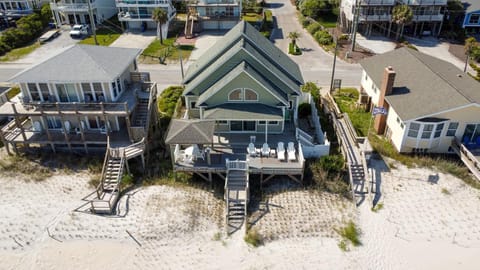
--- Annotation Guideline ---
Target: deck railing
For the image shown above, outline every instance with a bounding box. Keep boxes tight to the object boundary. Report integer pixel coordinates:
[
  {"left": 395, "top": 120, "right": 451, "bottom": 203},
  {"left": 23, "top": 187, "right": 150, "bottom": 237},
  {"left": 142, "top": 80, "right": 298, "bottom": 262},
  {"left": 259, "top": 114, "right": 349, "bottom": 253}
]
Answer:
[{"left": 452, "top": 138, "right": 480, "bottom": 180}]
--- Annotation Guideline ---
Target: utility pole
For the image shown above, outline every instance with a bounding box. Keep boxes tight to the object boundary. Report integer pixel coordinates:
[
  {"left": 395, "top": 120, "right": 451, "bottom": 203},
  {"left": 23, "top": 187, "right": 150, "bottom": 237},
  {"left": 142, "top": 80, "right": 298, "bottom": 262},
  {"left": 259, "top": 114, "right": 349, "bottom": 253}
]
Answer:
[
  {"left": 87, "top": 0, "right": 98, "bottom": 45},
  {"left": 330, "top": 37, "right": 338, "bottom": 92},
  {"left": 350, "top": 0, "right": 360, "bottom": 53}
]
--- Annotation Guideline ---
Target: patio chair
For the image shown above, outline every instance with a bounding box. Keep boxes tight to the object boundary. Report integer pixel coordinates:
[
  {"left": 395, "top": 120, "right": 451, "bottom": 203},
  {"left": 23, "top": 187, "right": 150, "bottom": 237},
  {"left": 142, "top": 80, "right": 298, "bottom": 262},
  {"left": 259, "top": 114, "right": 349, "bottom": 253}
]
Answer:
[
  {"left": 261, "top": 143, "right": 270, "bottom": 157},
  {"left": 287, "top": 142, "right": 296, "bottom": 161},
  {"left": 247, "top": 143, "right": 257, "bottom": 157},
  {"left": 277, "top": 142, "right": 285, "bottom": 161}
]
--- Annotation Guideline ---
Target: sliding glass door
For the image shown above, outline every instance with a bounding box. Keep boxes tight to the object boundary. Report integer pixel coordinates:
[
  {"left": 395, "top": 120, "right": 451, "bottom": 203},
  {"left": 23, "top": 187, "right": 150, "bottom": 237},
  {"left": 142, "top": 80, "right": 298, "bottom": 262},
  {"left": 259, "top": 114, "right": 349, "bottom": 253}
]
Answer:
[
  {"left": 56, "top": 83, "right": 78, "bottom": 102},
  {"left": 463, "top": 124, "right": 480, "bottom": 143}
]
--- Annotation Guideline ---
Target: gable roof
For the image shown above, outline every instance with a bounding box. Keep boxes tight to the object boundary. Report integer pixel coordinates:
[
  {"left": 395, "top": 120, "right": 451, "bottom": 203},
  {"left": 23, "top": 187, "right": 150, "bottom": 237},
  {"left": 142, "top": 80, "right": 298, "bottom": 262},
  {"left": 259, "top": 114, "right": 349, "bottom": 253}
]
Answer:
[
  {"left": 465, "top": 1, "right": 480, "bottom": 13},
  {"left": 183, "top": 21, "right": 304, "bottom": 87},
  {"left": 9, "top": 45, "right": 141, "bottom": 83},
  {"left": 360, "top": 47, "right": 480, "bottom": 121},
  {"left": 196, "top": 61, "right": 289, "bottom": 106},
  {"left": 164, "top": 119, "right": 215, "bottom": 145}
]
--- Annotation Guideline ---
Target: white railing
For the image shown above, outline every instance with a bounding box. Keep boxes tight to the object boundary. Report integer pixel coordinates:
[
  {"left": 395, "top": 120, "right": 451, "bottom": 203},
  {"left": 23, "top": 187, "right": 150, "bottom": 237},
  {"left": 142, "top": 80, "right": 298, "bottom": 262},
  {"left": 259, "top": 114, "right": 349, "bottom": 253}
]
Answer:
[
  {"left": 398, "top": 0, "right": 447, "bottom": 5},
  {"left": 358, "top": 0, "right": 395, "bottom": 5},
  {"left": 413, "top": 14, "right": 443, "bottom": 22},
  {"left": 225, "top": 159, "right": 248, "bottom": 170},
  {"left": 296, "top": 128, "right": 313, "bottom": 144},
  {"left": 358, "top": 14, "right": 391, "bottom": 22},
  {"left": 452, "top": 138, "right": 480, "bottom": 180},
  {"left": 50, "top": 2, "right": 89, "bottom": 11}
]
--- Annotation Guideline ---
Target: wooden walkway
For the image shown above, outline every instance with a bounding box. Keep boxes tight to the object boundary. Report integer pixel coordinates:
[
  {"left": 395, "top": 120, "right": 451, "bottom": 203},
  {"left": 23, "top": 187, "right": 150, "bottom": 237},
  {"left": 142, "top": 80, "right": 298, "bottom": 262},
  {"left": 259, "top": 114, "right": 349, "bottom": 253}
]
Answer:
[{"left": 451, "top": 138, "right": 480, "bottom": 181}]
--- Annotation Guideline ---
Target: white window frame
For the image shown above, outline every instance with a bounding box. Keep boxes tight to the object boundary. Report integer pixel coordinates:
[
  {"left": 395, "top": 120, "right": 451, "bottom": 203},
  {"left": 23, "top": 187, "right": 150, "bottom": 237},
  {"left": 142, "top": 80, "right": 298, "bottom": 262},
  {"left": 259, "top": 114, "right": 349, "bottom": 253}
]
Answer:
[
  {"left": 227, "top": 88, "right": 259, "bottom": 102},
  {"left": 446, "top": 122, "right": 458, "bottom": 137},
  {"left": 421, "top": 124, "right": 434, "bottom": 139},
  {"left": 228, "top": 88, "right": 243, "bottom": 101},
  {"left": 408, "top": 122, "right": 420, "bottom": 138}
]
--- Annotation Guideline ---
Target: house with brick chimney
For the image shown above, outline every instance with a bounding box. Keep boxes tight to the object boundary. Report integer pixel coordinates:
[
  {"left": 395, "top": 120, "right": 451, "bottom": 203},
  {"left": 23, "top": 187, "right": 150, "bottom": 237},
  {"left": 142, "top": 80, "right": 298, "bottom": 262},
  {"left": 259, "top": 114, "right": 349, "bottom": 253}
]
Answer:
[{"left": 358, "top": 47, "right": 480, "bottom": 155}]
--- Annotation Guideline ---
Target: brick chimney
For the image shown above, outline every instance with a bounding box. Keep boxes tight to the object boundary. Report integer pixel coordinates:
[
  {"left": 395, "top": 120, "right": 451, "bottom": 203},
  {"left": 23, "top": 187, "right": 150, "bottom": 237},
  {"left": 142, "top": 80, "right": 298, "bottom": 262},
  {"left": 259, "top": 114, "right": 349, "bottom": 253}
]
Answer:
[{"left": 374, "top": 66, "right": 396, "bottom": 134}]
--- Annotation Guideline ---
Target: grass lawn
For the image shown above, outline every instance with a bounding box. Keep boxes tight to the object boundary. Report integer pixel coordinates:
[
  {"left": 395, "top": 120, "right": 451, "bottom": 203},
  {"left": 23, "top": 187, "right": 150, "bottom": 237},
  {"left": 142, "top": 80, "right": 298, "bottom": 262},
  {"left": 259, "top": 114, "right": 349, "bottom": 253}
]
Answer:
[
  {"left": 242, "top": 12, "right": 263, "bottom": 23},
  {"left": 333, "top": 88, "right": 371, "bottom": 137},
  {"left": 140, "top": 37, "right": 195, "bottom": 64},
  {"left": 317, "top": 13, "right": 338, "bottom": 28},
  {"left": 79, "top": 28, "right": 122, "bottom": 46},
  {"left": 0, "top": 42, "right": 40, "bottom": 62}
]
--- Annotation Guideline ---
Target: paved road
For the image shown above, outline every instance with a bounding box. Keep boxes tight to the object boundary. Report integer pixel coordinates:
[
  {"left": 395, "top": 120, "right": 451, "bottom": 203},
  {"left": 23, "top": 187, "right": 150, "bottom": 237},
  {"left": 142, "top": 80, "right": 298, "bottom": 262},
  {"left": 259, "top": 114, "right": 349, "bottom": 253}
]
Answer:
[{"left": 267, "top": 0, "right": 362, "bottom": 89}]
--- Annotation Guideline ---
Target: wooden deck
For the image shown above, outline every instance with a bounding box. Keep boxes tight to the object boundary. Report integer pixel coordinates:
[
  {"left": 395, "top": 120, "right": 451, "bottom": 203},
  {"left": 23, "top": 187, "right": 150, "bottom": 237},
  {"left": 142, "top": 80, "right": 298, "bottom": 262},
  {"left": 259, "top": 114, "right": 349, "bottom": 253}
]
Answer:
[{"left": 174, "top": 145, "right": 304, "bottom": 176}]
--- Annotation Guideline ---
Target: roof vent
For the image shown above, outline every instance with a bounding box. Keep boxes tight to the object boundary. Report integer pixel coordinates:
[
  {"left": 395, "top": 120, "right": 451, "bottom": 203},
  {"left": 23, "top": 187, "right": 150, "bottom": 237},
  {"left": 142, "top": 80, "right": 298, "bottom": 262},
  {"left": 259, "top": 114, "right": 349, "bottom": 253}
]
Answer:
[
  {"left": 457, "top": 74, "right": 463, "bottom": 78},
  {"left": 387, "top": 66, "right": 393, "bottom": 71}
]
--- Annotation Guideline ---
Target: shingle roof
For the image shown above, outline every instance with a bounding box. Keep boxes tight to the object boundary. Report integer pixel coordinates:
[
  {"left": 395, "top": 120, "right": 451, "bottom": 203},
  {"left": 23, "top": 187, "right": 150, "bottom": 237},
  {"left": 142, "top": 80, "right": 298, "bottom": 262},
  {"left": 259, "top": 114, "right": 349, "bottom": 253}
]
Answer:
[
  {"left": 9, "top": 45, "right": 141, "bottom": 83},
  {"left": 183, "top": 21, "right": 304, "bottom": 87},
  {"left": 164, "top": 119, "right": 215, "bottom": 145},
  {"left": 360, "top": 47, "right": 480, "bottom": 121},
  {"left": 203, "top": 103, "right": 283, "bottom": 120},
  {"left": 196, "top": 61, "right": 288, "bottom": 106},
  {"left": 465, "top": 1, "right": 480, "bottom": 13}
]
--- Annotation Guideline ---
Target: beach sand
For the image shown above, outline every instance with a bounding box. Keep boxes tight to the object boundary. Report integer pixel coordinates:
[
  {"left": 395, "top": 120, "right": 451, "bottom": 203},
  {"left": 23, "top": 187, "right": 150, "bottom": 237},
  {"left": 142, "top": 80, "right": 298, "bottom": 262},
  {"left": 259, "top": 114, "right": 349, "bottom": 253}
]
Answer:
[{"left": 1, "top": 156, "right": 480, "bottom": 269}]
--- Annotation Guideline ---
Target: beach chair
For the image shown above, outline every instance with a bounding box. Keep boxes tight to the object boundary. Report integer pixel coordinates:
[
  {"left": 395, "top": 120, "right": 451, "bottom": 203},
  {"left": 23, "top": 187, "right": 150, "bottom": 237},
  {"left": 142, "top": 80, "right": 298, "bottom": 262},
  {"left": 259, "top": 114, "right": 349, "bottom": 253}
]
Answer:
[
  {"left": 261, "top": 143, "right": 270, "bottom": 157},
  {"left": 287, "top": 142, "right": 296, "bottom": 161},
  {"left": 277, "top": 142, "right": 285, "bottom": 161},
  {"left": 247, "top": 143, "right": 257, "bottom": 157}
]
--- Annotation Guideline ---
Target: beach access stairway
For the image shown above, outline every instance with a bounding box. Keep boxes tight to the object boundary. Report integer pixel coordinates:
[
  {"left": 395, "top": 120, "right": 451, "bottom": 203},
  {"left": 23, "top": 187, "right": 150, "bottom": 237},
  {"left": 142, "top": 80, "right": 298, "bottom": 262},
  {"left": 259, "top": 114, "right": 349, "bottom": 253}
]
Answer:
[
  {"left": 225, "top": 160, "right": 249, "bottom": 234},
  {"left": 91, "top": 138, "right": 145, "bottom": 214},
  {"left": 132, "top": 98, "right": 149, "bottom": 127}
]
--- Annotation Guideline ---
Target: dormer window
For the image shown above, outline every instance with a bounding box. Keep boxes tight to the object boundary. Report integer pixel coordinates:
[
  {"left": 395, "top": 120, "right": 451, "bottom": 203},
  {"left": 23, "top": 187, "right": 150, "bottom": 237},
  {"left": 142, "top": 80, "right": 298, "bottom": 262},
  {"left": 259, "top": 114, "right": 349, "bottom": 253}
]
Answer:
[
  {"left": 229, "top": 88, "right": 242, "bottom": 101},
  {"left": 244, "top": 88, "right": 258, "bottom": 101}
]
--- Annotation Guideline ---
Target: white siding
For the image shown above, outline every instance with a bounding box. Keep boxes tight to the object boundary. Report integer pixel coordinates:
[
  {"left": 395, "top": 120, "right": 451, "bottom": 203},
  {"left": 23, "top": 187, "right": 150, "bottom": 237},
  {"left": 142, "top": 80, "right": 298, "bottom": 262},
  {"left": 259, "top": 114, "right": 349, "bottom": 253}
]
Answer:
[
  {"left": 360, "top": 70, "right": 381, "bottom": 105},
  {"left": 385, "top": 106, "right": 405, "bottom": 152}
]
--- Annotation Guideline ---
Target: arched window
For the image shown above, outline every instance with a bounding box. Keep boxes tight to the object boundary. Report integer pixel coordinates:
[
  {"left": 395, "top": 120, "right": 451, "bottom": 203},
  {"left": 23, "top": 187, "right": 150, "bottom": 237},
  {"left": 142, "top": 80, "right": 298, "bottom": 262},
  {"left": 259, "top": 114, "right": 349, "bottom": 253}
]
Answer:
[
  {"left": 228, "top": 88, "right": 242, "bottom": 101},
  {"left": 244, "top": 88, "right": 258, "bottom": 101}
]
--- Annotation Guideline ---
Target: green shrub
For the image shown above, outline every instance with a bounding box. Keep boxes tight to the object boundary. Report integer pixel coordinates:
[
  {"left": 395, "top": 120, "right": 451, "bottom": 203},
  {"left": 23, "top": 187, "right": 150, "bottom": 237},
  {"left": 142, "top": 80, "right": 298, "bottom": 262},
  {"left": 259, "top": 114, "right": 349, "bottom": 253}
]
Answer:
[
  {"left": 301, "top": 81, "right": 320, "bottom": 102},
  {"left": 314, "top": 30, "right": 333, "bottom": 45},
  {"left": 319, "top": 155, "right": 345, "bottom": 174},
  {"left": 244, "top": 228, "right": 263, "bottom": 247},
  {"left": 299, "top": 14, "right": 311, "bottom": 28},
  {"left": 6, "top": 86, "right": 20, "bottom": 100},
  {"left": 158, "top": 86, "right": 183, "bottom": 117},
  {"left": 288, "top": 42, "right": 301, "bottom": 55},
  {"left": 306, "top": 23, "right": 322, "bottom": 34},
  {"left": 336, "top": 221, "right": 361, "bottom": 248},
  {"left": 298, "top": 102, "right": 311, "bottom": 118}
]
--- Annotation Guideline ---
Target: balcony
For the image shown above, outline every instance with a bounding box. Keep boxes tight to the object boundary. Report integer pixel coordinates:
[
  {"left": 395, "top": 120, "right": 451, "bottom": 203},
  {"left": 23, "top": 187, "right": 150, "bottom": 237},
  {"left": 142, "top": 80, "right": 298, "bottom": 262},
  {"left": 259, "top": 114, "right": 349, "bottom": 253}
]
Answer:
[
  {"left": 50, "top": 1, "right": 90, "bottom": 12},
  {"left": 412, "top": 14, "right": 444, "bottom": 22},
  {"left": 198, "top": 14, "right": 240, "bottom": 21},
  {"left": 116, "top": 0, "right": 171, "bottom": 7},
  {"left": 189, "top": 0, "right": 240, "bottom": 7},
  {"left": 358, "top": 14, "right": 391, "bottom": 22},
  {"left": 358, "top": 0, "right": 395, "bottom": 5},
  {"left": 397, "top": 0, "right": 447, "bottom": 5},
  {"left": 118, "top": 12, "right": 154, "bottom": 21}
]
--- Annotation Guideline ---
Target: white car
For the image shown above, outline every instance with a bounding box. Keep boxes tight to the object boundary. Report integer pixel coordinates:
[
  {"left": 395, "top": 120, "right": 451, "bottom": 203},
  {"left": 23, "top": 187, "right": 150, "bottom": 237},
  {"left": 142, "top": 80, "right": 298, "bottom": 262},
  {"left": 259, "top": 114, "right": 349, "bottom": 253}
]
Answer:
[{"left": 69, "top": 24, "right": 89, "bottom": 38}]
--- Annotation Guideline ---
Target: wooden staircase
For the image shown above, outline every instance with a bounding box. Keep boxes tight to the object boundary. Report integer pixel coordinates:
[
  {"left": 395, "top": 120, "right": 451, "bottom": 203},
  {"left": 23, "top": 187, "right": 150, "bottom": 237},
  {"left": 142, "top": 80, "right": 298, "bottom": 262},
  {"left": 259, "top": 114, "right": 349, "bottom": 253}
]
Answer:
[
  {"left": 133, "top": 98, "right": 149, "bottom": 127},
  {"left": 91, "top": 147, "right": 125, "bottom": 214},
  {"left": 225, "top": 159, "right": 249, "bottom": 234}
]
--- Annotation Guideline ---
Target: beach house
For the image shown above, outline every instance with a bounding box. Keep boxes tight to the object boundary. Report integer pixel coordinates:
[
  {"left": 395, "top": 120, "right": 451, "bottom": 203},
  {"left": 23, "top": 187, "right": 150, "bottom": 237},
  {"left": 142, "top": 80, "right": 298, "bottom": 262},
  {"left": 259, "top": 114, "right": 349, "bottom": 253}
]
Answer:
[
  {"left": 116, "top": 0, "right": 176, "bottom": 33},
  {"left": 340, "top": 0, "right": 446, "bottom": 37},
  {"left": 0, "top": 44, "right": 157, "bottom": 155},
  {"left": 50, "top": 0, "right": 117, "bottom": 26},
  {"left": 184, "top": 0, "right": 241, "bottom": 37},
  {"left": 462, "top": 1, "right": 480, "bottom": 35},
  {"left": 165, "top": 21, "right": 329, "bottom": 231},
  {"left": 358, "top": 47, "right": 480, "bottom": 178}
]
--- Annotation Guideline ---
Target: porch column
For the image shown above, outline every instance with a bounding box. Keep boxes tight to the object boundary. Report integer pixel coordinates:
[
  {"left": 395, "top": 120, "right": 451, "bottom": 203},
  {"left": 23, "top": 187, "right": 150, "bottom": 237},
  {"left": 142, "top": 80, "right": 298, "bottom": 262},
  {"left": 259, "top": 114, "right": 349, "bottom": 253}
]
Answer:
[
  {"left": 124, "top": 103, "right": 133, "bottom": 142},
  {"left": 57, "top": 102, "right": 72, "bottom": 152}
]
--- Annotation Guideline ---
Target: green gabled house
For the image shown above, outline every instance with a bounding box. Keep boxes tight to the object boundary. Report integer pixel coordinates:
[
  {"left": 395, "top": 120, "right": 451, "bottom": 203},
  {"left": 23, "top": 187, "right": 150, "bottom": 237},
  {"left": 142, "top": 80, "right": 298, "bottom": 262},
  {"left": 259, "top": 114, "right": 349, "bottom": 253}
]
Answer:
[{"left": 182, "top": 21, "right": 304, "bottom": 134}]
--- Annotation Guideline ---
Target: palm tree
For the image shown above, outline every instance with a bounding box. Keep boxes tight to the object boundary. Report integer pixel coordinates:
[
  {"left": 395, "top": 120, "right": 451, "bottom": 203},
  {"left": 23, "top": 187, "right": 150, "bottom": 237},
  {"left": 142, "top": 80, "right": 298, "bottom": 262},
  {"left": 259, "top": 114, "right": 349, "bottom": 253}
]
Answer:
[
  {"left": 152, "top": 8, "right": 168, "bottom": 44},
  {"left": 392, "top": 4, "right": 413, "bottom": 40},
  {"left": 288, "top": 31, "right": 301, "bottom": 47}
]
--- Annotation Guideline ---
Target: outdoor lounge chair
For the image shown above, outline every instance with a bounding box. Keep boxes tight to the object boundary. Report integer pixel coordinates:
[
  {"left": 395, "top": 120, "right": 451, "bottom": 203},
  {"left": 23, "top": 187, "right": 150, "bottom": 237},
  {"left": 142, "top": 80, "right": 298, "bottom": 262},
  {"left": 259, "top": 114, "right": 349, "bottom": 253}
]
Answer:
[
  {"left": 247, "top": 143, "right": 257, "bottom": 157},
  {"left": 287, "top": 142, "right": 296, "bottom": 161},
  {"left": 277, "top": 142, "right": 285, "bottom": 161},
  {"left": 261, "top": 143, "right": 270, "bottom": 157}
]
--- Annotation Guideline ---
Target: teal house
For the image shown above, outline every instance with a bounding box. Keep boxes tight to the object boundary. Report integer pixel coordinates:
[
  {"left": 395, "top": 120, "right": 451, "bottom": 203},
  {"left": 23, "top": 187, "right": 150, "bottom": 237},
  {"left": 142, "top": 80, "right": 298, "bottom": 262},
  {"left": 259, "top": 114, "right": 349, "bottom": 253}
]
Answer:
[{"left": 182, "top": 21, "right": 304, "bottom": 134}]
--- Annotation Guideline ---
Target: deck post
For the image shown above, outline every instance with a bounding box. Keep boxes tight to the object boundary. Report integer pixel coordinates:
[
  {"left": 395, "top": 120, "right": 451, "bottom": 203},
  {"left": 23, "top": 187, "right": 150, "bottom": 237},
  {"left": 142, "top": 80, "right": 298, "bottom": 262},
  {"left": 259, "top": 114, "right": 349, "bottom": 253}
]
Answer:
[
  {"left": 100, "top": 102, "right": 109, "bottom": 136},
  {"left": 57, "top": 102, "right": 72, "bottom": 152},
  {"left": 141, "top": 154, "right": 145, "bottom": 171},
  {"left": 11, "top": 103, "right": 27, "bottom": 143},
  {"left": 124, "top": 103, "right": 133, "bottom": 142},
  {"left": 0, "top": 128, "right": 11, "bottom": 155},
  {"left": 125, "top": 159, "right": 131, "bottom": 175}
]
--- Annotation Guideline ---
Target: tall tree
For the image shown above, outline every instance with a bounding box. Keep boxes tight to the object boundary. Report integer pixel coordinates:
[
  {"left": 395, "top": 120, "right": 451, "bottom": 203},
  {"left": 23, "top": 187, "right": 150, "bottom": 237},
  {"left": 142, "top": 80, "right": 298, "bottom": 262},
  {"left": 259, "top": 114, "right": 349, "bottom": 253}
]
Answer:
[
  {"left": 152, "top": 8, "right": 168, "bottom": 44},
  {"left": 392, "top": 4, "right": 413, "bottom": 40},
  {"left": 288, "top": 31, "right": 301, "bottom": 47}
]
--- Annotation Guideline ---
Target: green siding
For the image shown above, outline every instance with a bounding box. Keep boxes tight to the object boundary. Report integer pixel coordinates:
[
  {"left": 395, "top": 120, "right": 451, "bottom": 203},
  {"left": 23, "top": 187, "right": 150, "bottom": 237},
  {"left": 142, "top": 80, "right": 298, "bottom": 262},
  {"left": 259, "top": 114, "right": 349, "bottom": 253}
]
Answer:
[{"left": 201, "top": 72, "right": 281, "bottom": 107}]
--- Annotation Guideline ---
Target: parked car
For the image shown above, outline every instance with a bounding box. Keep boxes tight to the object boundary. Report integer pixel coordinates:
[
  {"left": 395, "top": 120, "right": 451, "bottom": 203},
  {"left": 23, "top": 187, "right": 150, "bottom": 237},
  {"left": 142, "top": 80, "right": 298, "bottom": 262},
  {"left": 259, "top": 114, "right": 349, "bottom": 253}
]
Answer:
[
  {"left": 69, "top": 24, "right": 89, "bottom": 38},
  {"left": 38, "top": 29, "right": 60, "bottom": 44}
]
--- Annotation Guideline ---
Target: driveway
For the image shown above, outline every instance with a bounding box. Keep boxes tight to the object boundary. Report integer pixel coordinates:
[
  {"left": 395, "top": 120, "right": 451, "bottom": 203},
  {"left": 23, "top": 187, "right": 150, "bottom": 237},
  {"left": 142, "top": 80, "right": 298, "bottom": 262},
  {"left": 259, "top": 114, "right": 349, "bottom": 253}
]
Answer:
[
  {"left": 266, "top": 0, "right": 362, "bottom": 89},
  {"left": 356, "top": 33, "right": 474, "bottom": 73},
  {"left": 109, "top": 30, "right": 156, "bottom": 49},
  {"left": 10, "top": 25, "right": 78, "bottom": 65}
]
